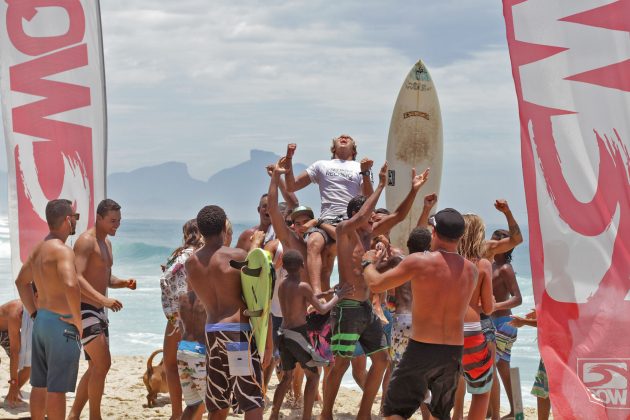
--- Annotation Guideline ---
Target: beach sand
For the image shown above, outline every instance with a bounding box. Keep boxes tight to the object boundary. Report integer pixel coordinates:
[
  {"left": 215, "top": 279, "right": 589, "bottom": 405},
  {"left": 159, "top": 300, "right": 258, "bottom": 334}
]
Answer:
[{"left": 0, "top": 356, "right": 543, "bottom": 419}]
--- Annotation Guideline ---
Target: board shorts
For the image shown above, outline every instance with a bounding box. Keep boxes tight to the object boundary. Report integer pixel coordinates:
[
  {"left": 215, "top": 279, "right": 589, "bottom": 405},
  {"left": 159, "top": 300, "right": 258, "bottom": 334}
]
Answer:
[
  {"left": 0, "top": 330, "right": 10, "bottom": 356},
  {"left": 204, "top": 323, "right": 263, "bottom": 413},
  {"left": 271, "top": 315, "right": 283, "bottom": 359},
  {"left": 30, "top": 309, "right": 81, "bottom": 393},
  {"left": 278, "top": 324, "right": 330, "bottom": 374},
  {"left": 330, "top": 299, "right": 388, "bottom": 358},
  {"left": 480, "top": 314, "right": 496, "bottom": 343},
  {"left": 493, "top": 315, "right": 518, "bottom": 362},
  {"left": 531, "top": 359, "right": 549, "bottom": 399},
  {"left": 354, "top": 304, "right": 393, "bottom": 357},
  {"left": 80, "top": 303, "right": 109, "bottom": 347},
  {"left": 305, "top": 214, "right": 345, "bottom": 244},
  {"left": 383, "top": 339, "right": 463, "bottom": 420},
  {"left": 18, "top": 309, "right": 34, "bottom": 370},
  {"left": 391, "top": 313, "right": 412, "bottom": 364},
  {"left": 462, "top": 322, "right": 494, "bottom": 395},
  {"left": 177, "top": 340, "right": 206, "bottom": 406},
  {"left": 306, "top": 312, "right": 333, "bottom": 363}
]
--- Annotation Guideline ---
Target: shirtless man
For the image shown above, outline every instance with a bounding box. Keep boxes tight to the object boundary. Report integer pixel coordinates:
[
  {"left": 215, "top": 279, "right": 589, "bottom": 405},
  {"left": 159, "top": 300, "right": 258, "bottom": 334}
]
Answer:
[
  {"left": 15, "top": 199, "right": 82, "bottom": 420},
  {"left": 285, "top": 137, "right": 374, "bottom": 295},
  {"left": 320, "top": 162, "right": 389, "bottom": 420},
  {"left": 270, "top": 250, "right": 351, "bottom": 420},
  {"left": 237, "top": 173, "right": 298, "bottom": 251},
  {"left": 364, "top": 208, "right": 478, "bottom": 420},
  {"left": 236, "top": 194, "right": 274, "bottom": 251},
  {"left": 176, "top": 285, "right": 208, "bottom": 420},
  {"left": 68, "top": 199, "right": 136, "bottom": 420},
  {"left": 389, "top": 192, "right": 436, "bottom": 366},
  {"left": 0, "top": 294, "right": 35, "bottom": 408},
  {"left": 186, "top": 205, "right": 269, "bottom": 419},
  {"left": 489, "top": 229, "right": 522, "bottom": 420}
]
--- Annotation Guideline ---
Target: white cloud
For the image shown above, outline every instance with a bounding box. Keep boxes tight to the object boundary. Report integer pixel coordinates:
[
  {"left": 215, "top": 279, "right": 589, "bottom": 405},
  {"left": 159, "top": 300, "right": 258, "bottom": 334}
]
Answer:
[{"left": 0, "top": 0, "right": 526, "bottom": 222}]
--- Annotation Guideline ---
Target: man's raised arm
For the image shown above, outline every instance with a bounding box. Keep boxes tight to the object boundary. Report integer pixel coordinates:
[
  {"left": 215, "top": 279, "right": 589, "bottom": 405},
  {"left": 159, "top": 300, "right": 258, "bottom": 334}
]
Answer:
[
  {"left": 484, "top": 199, "right": 523, "bottom": 258},
  {"left": 417, "top": 193, "right": 437, "bottom": 228},
  {"left": 373, "top": 167, "right": 429, "bottom": 236},
  {"left": 283, "top": 143, "right": 312, "bottom": 193},
  {"left": 360, "top": 158, "right": 375, "bottom": 197},
  {"left": 267, "top": 161, "right": 294, "bottom": 246},
  {"left": 339, "top": 162, "right": 388, "bottom": 233}
]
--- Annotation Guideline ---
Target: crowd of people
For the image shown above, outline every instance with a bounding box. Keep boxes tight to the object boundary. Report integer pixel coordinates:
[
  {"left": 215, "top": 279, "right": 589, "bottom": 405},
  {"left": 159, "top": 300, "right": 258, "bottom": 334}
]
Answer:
[{"left": 4, "top": 134, "right": 552, "bottom": 420}]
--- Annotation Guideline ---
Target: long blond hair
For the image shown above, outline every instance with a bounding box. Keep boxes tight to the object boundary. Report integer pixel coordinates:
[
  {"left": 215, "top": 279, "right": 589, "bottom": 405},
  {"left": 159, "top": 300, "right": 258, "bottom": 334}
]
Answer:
[{"left": 458, "top": 214, "right": 486, "bottom": 261}]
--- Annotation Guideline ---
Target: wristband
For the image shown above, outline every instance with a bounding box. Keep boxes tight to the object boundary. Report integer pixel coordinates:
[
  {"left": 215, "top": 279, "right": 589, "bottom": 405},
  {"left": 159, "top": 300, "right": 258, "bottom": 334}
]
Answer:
[
  {"left": 359, "top": 170, "right": 371, "bottom": 177},
  {"left": 8, "top": 379, "right": 17, "bottom": 385}
]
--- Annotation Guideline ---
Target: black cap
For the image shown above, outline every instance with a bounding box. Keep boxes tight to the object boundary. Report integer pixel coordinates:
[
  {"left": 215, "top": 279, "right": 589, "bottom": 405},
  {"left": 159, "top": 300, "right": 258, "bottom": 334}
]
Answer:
[{"left": 429, "top": 208, "right": 465, "bottom": 240}]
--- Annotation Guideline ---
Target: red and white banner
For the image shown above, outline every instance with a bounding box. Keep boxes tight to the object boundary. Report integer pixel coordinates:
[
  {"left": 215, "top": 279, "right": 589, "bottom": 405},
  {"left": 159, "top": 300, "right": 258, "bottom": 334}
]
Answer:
[
  {"left": 503, "top": 1, "right": 630, "bottom": 418},
  {"left": 0, "top": 0, "right": 107, "bottom": 276}
]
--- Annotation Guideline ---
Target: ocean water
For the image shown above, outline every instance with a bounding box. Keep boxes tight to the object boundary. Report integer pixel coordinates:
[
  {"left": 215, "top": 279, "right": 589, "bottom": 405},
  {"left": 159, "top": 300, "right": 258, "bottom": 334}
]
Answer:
[{"left": 0, "top": 218, "right": 540, "bottom": 407}]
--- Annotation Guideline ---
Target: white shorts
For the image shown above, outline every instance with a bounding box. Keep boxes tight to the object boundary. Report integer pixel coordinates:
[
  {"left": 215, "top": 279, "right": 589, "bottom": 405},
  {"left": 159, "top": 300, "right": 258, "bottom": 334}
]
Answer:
[{"left": 177, "top": 341, "right": 206, "bottom": 406}]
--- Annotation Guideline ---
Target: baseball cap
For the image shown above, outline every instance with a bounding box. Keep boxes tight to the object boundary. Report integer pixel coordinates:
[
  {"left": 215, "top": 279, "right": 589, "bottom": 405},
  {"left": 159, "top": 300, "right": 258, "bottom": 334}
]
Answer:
[
  {"left": 429, "top": 208, "right": 465, "bottom": 240},
  {"left": 290, "top": 206, "right": 315, "bottom": 221}
]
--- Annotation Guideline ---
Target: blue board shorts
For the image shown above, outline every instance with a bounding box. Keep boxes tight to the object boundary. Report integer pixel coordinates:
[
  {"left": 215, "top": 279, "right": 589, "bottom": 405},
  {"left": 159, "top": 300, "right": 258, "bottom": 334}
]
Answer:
[{"left": 30, "top": 309, "right": 81, "bottom": 393}]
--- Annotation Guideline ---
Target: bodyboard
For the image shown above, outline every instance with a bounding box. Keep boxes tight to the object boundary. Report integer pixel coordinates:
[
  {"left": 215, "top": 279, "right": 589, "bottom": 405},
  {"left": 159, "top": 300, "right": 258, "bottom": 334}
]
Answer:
[{"left": 232, "top": 248, "right": 274, "bottom": 359}]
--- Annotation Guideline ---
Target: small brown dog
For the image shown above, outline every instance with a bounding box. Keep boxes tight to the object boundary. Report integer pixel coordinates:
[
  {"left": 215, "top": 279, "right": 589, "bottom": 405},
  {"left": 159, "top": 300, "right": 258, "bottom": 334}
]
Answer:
[{"left": 143, "top": 349, "right": 169, "bottom": 407}]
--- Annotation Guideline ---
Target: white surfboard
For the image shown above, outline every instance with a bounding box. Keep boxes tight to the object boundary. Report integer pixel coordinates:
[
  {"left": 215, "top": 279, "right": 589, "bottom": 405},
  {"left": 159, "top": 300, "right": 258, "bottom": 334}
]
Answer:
[{"left": 386, "top": 59, "right": 443, "bottom": 251}]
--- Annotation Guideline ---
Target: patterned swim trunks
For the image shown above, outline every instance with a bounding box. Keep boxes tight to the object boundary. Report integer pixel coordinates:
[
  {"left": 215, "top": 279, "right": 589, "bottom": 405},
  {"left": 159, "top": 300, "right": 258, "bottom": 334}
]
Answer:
[
  {"left": 390, "top": 313, "right": 412, "bottom": 364},
  {"left": 177, "top": 340, "right": 206, "bottom": 406}
]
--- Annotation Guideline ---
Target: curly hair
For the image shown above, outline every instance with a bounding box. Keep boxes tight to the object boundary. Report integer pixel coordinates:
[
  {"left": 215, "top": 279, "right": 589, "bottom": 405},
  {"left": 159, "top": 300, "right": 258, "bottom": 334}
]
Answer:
[
  {"left": 347, "top": 195, "right": 367, "bottom": 218},
  {"left": 458, "top": 214, "right": 486, "bottom": 261},
  {"left": 282, "top": 249, "right": 304, "bottom": 274},
  {"left": 197, "top": 205, "right": 227, "bottom": 238},
  {"left": 491, "top": 229, "right": 513, "bottom": 263},
  {"left": 407, "top": 227, "right": 432, "bottom": 254},
  {"left": 330, "top": 135, "right": 357, "bottom": 160},
  {"left": 170, "top": 219, "right": 203, "bottom": 259}
]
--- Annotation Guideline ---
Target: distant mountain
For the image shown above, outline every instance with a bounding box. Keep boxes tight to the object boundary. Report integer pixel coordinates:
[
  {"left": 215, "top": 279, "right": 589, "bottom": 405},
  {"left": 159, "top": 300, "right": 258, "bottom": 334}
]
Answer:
[
  {"left": 110, "top": 149, "right": 322, "bottom": 221},
  {"left": 0, "top": 150, "right": 324, "bottom": 221}
]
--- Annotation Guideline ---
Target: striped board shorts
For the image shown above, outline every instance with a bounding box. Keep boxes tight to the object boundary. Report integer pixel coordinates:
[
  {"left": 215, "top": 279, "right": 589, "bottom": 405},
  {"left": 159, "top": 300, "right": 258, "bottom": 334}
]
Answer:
[
  {"left": 531, "top": 359, "right": 549, "bottom": 399},
  {"left": 493, "top": 316, "right": 518, "bottom": 362},
  {"left": 462, "top": 322, "right": 494, "bottom": 394}
]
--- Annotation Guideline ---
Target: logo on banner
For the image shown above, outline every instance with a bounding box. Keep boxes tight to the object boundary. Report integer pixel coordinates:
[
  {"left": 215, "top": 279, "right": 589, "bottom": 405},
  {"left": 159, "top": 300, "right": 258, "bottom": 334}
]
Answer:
[{"left": 579, "top": 359, "right": 630, "bottom": 409}]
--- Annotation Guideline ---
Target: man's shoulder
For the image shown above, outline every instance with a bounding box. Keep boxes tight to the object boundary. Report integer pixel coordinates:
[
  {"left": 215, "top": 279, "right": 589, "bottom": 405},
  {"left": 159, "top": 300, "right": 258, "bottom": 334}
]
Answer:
[
  {"left": 497, "top": 262, "right": 515, "bottom": 275},
  {"left": 215, "top": 246, "right": 247, "bottom": 264},
  {"left": 74, "top": 230, "right": 97, "bottom": 247}
]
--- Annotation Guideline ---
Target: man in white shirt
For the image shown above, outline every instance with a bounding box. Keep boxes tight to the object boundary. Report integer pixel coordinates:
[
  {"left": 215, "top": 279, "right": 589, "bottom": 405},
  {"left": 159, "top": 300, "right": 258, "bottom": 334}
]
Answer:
[{"left": 284, "top": 135, "right": 374, "bottom": 295}]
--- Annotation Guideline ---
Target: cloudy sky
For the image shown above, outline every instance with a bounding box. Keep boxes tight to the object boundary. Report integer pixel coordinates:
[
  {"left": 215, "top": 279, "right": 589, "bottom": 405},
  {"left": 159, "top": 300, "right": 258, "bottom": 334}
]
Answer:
[{"left": 1, "top": 0, "right": 526, "bottom": 225}]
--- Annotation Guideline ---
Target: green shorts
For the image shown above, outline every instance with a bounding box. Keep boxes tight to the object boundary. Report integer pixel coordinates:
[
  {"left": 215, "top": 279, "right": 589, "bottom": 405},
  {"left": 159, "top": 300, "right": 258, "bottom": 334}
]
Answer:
[
  {"left": 30, "top": 309, "right": 81, "bottom": 393},
  {"left": 330, "top": 299, "right": 388, "bottom": 358}
]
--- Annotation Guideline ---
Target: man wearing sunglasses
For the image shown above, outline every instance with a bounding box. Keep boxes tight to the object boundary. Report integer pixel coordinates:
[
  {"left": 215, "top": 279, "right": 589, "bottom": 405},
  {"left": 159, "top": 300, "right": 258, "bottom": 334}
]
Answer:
[{"left": 15, "top": 199, "right": 83, "bottom": 420}]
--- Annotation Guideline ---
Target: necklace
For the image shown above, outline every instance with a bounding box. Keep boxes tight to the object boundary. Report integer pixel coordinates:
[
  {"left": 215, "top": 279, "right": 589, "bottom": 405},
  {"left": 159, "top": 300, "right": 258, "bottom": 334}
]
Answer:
[{"left": 436, "top": 248, "right": 460, "bottom": 255}]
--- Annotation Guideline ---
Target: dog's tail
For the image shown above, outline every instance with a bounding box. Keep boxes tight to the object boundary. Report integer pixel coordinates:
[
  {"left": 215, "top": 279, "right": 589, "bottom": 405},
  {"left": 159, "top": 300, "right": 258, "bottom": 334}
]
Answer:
[{"left": 146, "top": 349, "right": 163, "bottom": 376}]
